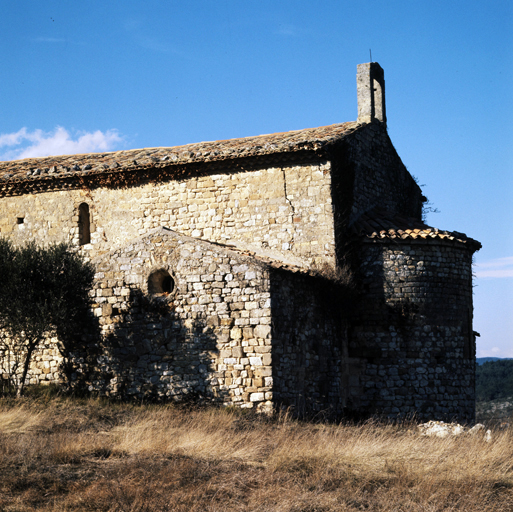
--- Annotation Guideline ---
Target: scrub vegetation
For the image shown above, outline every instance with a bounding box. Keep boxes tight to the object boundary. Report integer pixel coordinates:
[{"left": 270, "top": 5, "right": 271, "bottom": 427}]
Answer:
[
  {"left": 0, "top": 391, "right": 511, "bottom": 511},
  {"left": 0, "top": 240, "right": 95, "bottom": 396}
]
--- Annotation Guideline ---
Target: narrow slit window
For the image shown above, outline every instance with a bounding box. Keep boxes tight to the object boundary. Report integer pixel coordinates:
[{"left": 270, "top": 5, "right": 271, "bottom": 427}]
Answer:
[
  {"left": 372, "top": 78, "right": 384, "bottom": 123},
  {"left": 78, "top": 203, "right": 91, "bottom": 245}
]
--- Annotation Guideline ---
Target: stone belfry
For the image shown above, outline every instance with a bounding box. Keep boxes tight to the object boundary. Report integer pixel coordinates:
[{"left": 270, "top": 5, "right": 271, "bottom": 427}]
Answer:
[{"left": 357, "top": 62, "right": 387, "bottom": 128}]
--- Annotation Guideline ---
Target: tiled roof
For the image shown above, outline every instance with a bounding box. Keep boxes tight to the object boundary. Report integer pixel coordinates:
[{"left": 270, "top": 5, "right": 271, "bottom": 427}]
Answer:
[
  {"left": 351, "top": 207, "right": 481, "bottom": 250},
  {"left": 0, "top": 122, "right": 359, "bottom": 186}
]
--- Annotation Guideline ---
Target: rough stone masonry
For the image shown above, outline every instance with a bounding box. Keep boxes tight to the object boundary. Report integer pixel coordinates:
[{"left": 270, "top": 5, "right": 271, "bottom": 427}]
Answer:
[{"left": 0, "top": 63, "right": 481, "bottom": 422}]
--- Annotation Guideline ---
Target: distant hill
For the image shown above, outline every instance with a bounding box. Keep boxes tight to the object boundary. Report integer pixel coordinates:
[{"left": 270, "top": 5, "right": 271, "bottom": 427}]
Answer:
[
  {"left": 477, "top": 357, "right": 513, "bottom": 365},
  {"left": 476, "top": 359, "right": 513, "bottom": 401}
]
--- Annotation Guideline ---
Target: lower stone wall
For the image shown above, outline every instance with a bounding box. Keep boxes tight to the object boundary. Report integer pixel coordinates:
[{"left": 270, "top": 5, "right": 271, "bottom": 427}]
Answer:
[
  {"left": 1, "top": 230, "right": 353, "bottom": 418},
  {"left": 349, "top": 240, "right": 476, "bottom": 422},
  {"left": 83, "top": 229, "right": 354, "bottom": 415},
  {"left": 270, "top": 270, "right": 349, "bottom": 417},
  {"left": 76, "top": 228, "right": 275, "bottom": 410},
  {"left": 0, "top": 230, "right": 477, "bottom": 423},
  {"left": 0, "top": 336, "right": 62, "bottom": 388}
]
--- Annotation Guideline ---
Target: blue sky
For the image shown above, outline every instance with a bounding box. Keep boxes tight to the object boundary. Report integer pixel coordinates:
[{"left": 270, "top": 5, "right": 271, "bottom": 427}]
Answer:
[{"left": 1, "top": 1, "right": 512, "bottom": 357}]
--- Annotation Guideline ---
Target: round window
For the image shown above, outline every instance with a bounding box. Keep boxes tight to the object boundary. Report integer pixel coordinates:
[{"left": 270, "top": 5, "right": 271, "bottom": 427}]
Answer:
[{"left": 148, "top": 269, "right": 175, "bottom": 295}]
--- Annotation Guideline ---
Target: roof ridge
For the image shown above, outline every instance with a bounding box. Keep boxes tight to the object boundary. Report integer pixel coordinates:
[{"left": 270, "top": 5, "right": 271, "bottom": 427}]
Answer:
[{"left": 0, "top": 121, "right": 361, "bottom": 194}]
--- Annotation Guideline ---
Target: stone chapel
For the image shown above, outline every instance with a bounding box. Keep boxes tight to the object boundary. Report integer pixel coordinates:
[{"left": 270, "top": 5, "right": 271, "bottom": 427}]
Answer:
[{"left": 0, "top": 63, "right": 481, "bottom": 421}]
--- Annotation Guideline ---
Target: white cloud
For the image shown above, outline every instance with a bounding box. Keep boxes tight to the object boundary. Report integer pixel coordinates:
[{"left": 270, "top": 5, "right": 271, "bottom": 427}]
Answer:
[
  {"left": 0, "top": 127, "right": 122, "bottom": 161},
  {"left": 0, "top": 128, "right": 29, "bottom": 147},
  {"left": 475, "top": 257, "right": 513, "bottom": 278}
]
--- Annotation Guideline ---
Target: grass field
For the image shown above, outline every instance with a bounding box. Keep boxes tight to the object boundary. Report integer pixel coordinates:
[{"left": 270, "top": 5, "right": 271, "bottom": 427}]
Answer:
[{"left": 0, "top": 391, "right": 512, "bottom": 511}]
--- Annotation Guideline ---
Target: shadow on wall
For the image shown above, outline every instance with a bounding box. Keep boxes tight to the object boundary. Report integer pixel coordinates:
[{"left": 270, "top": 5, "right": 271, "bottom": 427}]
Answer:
[
  {"left": 269, "top": 268, "right": 353, "bottom": 420},
  {"left": 0, "top": 281, "right": 102, "bottom": 397},
  {"left": 78, "top": 287, "right": 224, "bottom": 403},
  {"left": 348, "top": 242, "right": 476, "bottom": 422}
]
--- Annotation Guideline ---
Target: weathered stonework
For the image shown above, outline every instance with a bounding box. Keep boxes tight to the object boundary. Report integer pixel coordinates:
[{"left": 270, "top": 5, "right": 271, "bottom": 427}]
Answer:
[
  {"left": 86, "top": 228, "right": 275, "bottom": 409},
  {"left": 0, "top": 336, "right": 62, "bottom": 388},
  {"left": 348, "top": 239, "right": 477, "bottom": 421},
  {"left": 0, "top": 162, "right": 336, "bottom": 269},
  {"left": 53, "top": 228, "right": 350, "bottom": 414},
  {"left": 0, "top": 63, "right": 481, "bottom": 422}
]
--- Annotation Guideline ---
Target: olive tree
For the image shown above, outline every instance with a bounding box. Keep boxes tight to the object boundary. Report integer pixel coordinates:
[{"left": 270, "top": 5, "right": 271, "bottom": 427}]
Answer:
[{"left": 0, "top": 240, "right": 95, "bottom": 396}]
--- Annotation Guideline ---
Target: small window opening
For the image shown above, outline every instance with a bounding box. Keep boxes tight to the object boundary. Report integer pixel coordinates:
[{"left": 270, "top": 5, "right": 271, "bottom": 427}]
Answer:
[
  {"left": 148, "top": 269, "right": 175, "bottom": 295},
  {"left": 78, "top": 203, "right": 91, "bottom": 245},
  {"left": 17, "top": 217, "right": 24, "bottom": 225},
  {"left": 372, "top": 78, "right": 384, "bottom": 123}
]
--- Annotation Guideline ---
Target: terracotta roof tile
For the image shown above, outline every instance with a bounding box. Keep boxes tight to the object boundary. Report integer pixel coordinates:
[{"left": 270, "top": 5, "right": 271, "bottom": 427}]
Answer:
[
  {"left": 0, "top": 122, "right": 359, "bottom": 185},
  {"left": 351, "top": 207, "right": 481, "bottom": 250}
]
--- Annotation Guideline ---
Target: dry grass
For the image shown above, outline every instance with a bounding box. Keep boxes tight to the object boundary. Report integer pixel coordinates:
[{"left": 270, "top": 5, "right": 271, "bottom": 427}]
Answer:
[{"left": 0, "top": 395, "right": 511, "bottom": 511}]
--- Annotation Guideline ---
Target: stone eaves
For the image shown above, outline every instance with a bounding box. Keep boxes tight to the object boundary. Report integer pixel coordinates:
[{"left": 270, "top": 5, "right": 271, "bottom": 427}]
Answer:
[
  {"left": 209, "top": 240, "right": 310, "bottom": 275},
  {"left": 351, "top": 207, "right": 481, "bottom": 251},
  {"left": 0, "top": 122, "right": 359, "bottom": 196}
]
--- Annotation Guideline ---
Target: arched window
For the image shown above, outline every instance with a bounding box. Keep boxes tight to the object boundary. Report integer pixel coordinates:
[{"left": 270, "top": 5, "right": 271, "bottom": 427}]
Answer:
[{"left": 78, "top": 203, "right": 91, "bottom": 245}]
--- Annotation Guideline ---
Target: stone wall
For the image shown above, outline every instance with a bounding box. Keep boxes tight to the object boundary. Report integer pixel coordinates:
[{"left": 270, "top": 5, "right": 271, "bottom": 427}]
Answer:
[
  {"left": 3, "top": 228, "right": 355, "bottom": 416},
  {"left": 80, "top": 228, "right": 274, "bottom": 410},
  {"left": 340, "top": 123, "right": 423, "bottom": 223},
  {"left": 0, "top": 162, "right": 336, "bottom": 270},
  {"left": 269, "top": 270, "right": 350, "bottom": 416},
  {"left": 81, "top": 228, "right": 356, "bottom": 414},
  {"left": 349, "top": 240, "right": 476, "bottom": 421},
  {"left": 0, "top": 336, "right": 62, "bottom": 389}
]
